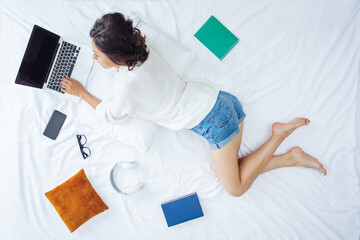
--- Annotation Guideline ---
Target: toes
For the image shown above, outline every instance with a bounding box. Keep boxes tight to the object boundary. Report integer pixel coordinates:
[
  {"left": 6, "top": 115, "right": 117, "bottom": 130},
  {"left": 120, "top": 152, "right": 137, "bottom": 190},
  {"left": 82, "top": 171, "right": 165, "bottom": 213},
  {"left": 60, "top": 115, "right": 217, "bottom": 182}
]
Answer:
[
  {"left": 300, "top": 118, "right": 310, "bottom": 125},
  {"left": 293, "top": 118, "right": 310, "bottom": 125},
  {"left": 318, "top": 164, "right": 327, "bottom": 176},
  {"left": 321, "top": 168, "right": 327, "bottom": 176},
  {"left": 292, "top": 118, "right": 308, "bottom": 127}
]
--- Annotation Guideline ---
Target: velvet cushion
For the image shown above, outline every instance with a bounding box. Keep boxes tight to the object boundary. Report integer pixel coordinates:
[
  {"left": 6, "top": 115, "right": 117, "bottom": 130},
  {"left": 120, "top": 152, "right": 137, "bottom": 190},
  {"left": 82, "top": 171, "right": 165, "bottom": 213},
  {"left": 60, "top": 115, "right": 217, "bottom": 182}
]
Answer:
[{"left": 45, "top": 169, "right": 109, "bottom": 233}]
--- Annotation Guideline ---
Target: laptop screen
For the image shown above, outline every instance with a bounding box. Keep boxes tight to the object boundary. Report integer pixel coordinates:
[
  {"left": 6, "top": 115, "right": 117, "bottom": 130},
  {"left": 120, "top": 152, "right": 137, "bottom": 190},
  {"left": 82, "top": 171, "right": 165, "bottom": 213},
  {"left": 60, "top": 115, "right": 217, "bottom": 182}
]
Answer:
[{"left": 15, "top": 25, "right": 60, "bottom": 88}]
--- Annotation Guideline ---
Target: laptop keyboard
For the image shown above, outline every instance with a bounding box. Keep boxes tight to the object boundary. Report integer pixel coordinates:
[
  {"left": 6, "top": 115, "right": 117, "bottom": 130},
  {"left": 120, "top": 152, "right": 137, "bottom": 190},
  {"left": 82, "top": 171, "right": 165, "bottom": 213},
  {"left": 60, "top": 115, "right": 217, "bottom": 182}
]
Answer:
[{"left": 47, "top": 41, "right": 81, "bottom": 93}]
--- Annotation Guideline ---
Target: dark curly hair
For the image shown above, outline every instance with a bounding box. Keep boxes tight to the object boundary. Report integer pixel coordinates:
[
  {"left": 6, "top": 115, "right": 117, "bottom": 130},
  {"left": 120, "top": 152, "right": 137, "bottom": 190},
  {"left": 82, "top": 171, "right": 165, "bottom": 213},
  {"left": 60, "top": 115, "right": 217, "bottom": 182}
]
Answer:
[{"left": 90, "top": 12, "right": 149, "bottom": 71}]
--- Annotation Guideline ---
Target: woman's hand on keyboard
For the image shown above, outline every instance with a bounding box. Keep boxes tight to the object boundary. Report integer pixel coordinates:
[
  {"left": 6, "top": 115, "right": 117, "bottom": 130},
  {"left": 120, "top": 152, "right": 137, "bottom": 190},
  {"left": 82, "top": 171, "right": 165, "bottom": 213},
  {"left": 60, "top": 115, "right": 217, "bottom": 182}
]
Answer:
[{"left": 61, "top": 76, "right": 86, "bottom": 97}]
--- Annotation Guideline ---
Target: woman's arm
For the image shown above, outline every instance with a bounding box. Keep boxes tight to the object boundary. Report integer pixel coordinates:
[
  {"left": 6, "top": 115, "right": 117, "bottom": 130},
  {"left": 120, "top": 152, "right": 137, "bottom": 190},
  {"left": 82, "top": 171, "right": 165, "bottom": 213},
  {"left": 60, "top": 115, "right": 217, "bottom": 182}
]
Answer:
[
  {"left": 61, "top": 76, "right": 101, "bottom": 109},
  {"left": 79, "top": 90, "right": 101, "bottom": 109}
]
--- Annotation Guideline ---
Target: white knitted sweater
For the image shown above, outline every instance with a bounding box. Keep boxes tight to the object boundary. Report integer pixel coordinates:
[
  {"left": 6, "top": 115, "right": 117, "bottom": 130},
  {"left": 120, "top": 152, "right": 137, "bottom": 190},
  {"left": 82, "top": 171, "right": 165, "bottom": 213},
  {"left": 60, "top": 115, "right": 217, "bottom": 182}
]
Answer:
[{"left": 95, "top": 48, "right": 220, "bottom": 130}]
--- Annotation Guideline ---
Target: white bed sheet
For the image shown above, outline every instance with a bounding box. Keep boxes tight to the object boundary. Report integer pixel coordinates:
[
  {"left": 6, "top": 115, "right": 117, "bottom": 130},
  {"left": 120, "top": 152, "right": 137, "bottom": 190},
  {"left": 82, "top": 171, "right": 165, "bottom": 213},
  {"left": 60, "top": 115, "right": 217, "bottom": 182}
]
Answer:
[{"left": 0, "top": 0, "right": 359, "bottom": 239}]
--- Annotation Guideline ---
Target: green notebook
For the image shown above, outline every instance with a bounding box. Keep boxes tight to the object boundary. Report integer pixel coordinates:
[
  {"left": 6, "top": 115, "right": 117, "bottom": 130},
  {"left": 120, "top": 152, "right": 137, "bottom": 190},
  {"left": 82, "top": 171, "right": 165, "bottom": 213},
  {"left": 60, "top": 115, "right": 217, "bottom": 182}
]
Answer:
[{"left": 194, "top": 15, "right": 239, "bottom": 60}]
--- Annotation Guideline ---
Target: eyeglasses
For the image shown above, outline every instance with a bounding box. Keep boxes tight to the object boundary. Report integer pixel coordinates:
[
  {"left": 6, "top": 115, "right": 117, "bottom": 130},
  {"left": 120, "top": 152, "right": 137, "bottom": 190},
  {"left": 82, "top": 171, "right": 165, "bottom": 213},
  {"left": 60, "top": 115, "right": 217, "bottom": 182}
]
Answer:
[{"left": 76, "top": 134, "right": 91, "bottom": 159}]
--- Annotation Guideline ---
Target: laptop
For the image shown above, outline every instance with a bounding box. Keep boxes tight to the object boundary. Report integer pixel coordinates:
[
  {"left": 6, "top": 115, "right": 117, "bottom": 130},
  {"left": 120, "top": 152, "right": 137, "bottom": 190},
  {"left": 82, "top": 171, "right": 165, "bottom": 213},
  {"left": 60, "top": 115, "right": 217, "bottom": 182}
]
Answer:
[{"left": 15, "top": 25, "right": 94, "bottom": 102}]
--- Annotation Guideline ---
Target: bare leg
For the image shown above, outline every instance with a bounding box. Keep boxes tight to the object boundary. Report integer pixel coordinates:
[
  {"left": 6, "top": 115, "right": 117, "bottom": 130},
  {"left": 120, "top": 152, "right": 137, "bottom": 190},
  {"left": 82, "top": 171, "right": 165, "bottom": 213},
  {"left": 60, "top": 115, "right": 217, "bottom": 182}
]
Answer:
[
  {"left": 236, "top": 133, "right": 285, "bottom": 194},
  {"left": 212, "top": 118, "right": 326, "bottom": 197},
  {"left": 258, "top": 152, "right": 295, "bottom": 174},
  {"left": 247, "top": 147, "right": 327, "bottom": 175}
]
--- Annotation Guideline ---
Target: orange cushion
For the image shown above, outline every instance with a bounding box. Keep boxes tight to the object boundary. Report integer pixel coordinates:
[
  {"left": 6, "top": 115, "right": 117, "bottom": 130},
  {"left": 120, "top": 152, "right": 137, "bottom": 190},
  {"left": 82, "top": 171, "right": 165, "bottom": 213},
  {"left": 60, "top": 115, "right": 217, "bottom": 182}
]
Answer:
[{"left": 45, "top": 169, "right": 109, "bottom": 232}]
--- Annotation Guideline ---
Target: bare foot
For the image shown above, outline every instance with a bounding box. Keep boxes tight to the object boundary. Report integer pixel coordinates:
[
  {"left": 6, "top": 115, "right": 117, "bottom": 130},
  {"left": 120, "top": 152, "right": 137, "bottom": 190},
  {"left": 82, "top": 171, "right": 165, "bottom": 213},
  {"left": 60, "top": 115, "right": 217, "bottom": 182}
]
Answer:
[
  {"left": 272, "top": 118, "right": 310, "bottom": 139},
  {"left": 290, "top": 146, "right": 327, "bottom": 176}
]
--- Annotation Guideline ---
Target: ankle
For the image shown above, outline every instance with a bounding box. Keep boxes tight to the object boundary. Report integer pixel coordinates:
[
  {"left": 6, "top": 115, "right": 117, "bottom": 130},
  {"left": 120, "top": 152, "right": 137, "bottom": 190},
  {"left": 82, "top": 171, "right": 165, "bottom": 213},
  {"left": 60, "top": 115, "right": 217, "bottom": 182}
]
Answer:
[
  {"left": 271, "top": 133, "right": 286, "bottom": 142},
  {"left": 287, "top": 151, "right": 298, "bottom": 166}
]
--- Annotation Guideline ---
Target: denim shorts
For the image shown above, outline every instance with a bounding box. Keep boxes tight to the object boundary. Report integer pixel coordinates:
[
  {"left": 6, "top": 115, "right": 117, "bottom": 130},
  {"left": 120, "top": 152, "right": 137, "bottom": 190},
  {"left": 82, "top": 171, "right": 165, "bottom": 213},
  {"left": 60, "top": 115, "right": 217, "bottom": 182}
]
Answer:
[{"left": 191, "top": 91, "right": 246, "bottom": 150}]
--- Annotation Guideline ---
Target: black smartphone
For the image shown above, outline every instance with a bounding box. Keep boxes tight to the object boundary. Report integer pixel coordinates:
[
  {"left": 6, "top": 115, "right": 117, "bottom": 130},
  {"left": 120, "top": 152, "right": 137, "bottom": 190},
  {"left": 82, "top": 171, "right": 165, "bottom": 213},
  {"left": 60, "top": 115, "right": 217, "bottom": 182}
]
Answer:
[{"left": 43, "top": 110, "right": 67, "bottom": 140}]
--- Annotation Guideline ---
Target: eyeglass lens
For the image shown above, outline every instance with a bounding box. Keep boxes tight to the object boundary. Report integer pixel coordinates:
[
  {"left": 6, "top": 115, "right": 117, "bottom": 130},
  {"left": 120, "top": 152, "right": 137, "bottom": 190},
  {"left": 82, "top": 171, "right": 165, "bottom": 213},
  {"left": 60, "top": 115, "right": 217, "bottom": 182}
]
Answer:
[
  {"left": 76, "top": 134, "right": 91, "bottom": 159},
  {"left": 82, "top": 147, "right": 91, "bottom": 157},
  {"left": 77, "top": 134, "right": 87, "bottom": 145}
]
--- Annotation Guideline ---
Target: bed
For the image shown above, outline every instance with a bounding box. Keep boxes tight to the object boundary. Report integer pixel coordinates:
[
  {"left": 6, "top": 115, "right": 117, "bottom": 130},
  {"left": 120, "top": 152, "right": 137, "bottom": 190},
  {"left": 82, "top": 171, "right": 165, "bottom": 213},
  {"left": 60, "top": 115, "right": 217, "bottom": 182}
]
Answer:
[{"left": 0, "top": 0, "right": 359, "bottom": 239}]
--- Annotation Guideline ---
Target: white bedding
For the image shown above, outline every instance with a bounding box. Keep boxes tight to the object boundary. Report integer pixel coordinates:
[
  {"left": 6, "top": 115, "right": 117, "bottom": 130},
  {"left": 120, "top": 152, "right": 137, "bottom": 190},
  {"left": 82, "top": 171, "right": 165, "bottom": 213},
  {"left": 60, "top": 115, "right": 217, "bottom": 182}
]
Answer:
[{"left": 0, "top": 0, "right": 359, "bottom": 239}]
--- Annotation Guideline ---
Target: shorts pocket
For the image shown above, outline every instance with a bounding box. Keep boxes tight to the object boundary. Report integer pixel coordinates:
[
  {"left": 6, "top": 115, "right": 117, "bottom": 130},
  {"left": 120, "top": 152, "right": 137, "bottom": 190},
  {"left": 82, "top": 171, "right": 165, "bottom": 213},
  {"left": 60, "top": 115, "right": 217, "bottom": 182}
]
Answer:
[{"left": 203, "top": 101, "right": 232, "bottom": 128}]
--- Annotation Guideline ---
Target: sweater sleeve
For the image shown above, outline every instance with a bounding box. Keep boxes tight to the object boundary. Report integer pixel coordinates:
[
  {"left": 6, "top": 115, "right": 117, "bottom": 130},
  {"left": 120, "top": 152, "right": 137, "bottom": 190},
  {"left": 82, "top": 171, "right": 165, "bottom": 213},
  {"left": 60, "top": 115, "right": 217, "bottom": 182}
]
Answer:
[
  {"left": 95, "top": 100, "right": 130, "bottom": 124},
  {"left": 94, "top": 83, "right": 134, "bottom": 124}
]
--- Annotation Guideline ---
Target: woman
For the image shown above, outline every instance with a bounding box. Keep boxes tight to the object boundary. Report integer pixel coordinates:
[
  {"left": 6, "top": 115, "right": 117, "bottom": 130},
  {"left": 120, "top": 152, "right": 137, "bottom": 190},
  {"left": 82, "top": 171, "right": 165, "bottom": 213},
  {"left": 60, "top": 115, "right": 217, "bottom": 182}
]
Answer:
[{"left": 61, "top": 13, "right": 327, "bottom": 197}]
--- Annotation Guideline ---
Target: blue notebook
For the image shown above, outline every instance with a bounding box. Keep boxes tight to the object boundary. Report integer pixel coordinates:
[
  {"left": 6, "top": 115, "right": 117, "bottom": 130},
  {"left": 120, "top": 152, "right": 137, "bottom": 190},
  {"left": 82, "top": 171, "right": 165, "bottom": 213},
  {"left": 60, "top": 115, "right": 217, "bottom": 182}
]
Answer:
[{"left": 161, "top": 192, "right": 204, "bottom": 227}]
